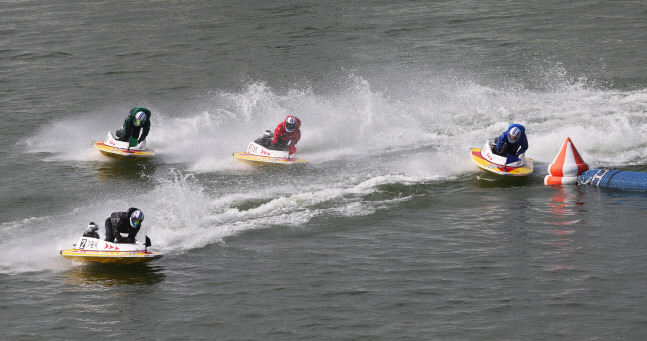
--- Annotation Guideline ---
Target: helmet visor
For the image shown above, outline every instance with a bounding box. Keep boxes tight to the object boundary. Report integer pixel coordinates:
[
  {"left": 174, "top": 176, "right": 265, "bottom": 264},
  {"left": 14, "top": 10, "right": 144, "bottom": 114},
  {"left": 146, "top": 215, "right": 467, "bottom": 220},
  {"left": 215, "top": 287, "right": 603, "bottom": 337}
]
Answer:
[
  {"left": 130, "top": 210, "right": 144, "bottom": 228},
  {"left": 508, "top": 128, "right": 520, "bottom": 143},
  {"left": 130, "top": 217, "right": 142, "bottom": 228},
  {"left": 134, "top": 112, "right": 147, "bottom": 127},
  {"left": 285, "top": 123, "right": 296, "bottom": 132}
]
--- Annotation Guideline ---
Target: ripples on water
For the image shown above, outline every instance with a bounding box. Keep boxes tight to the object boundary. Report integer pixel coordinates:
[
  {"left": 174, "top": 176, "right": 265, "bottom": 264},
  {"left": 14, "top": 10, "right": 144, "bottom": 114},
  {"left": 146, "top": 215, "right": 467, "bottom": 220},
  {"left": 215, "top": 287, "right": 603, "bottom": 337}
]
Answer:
[{"left": 2, "top": 0, "right": 647, "bottom": 339}]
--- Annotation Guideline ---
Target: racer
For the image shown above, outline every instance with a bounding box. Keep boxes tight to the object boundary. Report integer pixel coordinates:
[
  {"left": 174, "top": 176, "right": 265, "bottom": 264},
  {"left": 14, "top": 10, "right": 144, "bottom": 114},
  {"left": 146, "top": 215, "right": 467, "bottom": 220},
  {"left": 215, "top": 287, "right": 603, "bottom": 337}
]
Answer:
[
  {"left": 116, "top": 107, "right": 151, "bottom": 144},
  {"left": 270, "top": 115, "right": 301, "bottom": 155},
  {"left": 104, "top": 207, "right": 144, "bottom": 243},
  {"left": 494, "top": 123, "right": 528, "bottom": 159}
]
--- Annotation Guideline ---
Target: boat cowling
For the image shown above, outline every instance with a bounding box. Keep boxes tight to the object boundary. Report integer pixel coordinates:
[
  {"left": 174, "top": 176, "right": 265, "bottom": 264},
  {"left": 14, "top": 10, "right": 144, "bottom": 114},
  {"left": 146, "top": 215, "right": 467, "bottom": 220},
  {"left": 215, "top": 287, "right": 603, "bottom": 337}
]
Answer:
[
  {"left": 74, "top": 235, "right": 147, "bottom": 252},
  {"left": 481, "top": 140, "right": 525, "bottom": 167},
  {"left": 246, "top": 142, "right": 290, "bottom": 158},
  {"left": 104, "top": 131, "right": 147, "bottom": 151}
]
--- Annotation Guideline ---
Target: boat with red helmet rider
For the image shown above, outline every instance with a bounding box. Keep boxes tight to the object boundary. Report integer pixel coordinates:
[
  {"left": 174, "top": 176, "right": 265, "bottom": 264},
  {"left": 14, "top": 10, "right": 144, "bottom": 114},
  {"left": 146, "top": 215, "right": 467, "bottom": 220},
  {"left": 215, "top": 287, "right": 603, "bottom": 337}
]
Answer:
[{"left": 233, "top": 115, "right": 308, "bottom": 166}]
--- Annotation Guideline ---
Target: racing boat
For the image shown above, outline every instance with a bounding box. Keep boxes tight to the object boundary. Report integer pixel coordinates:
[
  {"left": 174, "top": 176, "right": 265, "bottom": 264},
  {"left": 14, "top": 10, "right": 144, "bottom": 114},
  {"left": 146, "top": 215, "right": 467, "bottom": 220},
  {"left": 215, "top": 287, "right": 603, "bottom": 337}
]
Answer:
[
  {"left": 93, "top": 132, "right": 155, "bottom": 159},
  {"left": 60, "top": 223, "right": 163, "bottom": 264},
  {"left": 470, "top": 139, "right": 533, "bottom": 176},
  {"left": 233, "top": 130, "right": 308, "bottom": 166}
]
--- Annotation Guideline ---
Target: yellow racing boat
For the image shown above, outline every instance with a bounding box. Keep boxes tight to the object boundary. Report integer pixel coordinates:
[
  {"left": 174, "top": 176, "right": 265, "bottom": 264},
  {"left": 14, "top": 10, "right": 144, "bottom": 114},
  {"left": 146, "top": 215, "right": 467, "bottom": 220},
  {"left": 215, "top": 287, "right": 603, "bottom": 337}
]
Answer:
[
  {"left": 93, "top": 132, "right": 155, "bottom": 159},
  {"left": 233, "top": 133, "right": 308, "bottom": 166},
  {"left": 60, "top": 224, "right": 163, "bottom": 264},
  {"left": 470, "top": 140, "right": 533, "bottom": 176}
]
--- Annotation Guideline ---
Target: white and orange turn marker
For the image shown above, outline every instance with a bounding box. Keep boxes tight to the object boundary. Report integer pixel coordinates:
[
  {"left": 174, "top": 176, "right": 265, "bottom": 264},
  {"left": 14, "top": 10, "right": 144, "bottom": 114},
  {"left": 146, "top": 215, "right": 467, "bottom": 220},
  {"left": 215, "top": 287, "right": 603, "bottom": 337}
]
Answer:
[{"left": 544, "top": 137, "right": 589, "bottom": 185}]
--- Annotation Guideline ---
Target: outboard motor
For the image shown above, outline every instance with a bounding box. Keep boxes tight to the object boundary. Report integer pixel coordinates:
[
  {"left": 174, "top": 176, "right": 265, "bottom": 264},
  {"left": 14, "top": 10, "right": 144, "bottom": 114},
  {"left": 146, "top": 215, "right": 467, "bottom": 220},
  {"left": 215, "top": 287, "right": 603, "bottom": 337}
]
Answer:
[
  {"left": 82, "top": 222, "right": 100, "bottom": 239},
  {"left": 255, "top": 130, "right": 274, "bottom": 148}
]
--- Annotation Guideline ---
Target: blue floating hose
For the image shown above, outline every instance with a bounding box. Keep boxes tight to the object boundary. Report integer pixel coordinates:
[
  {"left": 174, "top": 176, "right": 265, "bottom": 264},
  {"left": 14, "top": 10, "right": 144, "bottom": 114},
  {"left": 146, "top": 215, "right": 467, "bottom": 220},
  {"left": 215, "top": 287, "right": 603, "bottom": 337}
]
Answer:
[{"left": 578, "top": 169, "right": 647, "bottom": 192}]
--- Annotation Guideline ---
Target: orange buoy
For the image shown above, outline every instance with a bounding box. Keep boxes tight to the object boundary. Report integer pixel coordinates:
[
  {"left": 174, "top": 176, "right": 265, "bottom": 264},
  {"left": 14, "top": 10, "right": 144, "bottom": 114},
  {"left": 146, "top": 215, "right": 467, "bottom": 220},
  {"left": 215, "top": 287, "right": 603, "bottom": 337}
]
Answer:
[{"left": 544, "top": 137, "right": 589, "bottom": 185}]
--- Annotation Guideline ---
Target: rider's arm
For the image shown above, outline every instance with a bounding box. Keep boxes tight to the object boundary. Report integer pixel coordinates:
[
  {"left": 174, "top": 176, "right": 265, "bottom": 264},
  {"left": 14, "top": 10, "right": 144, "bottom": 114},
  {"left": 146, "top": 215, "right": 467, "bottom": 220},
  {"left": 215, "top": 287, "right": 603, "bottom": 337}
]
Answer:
[
  {"left": 139, "top": 120, "right": 150, "bottom": 142},
  {"left": 121, "top": 117, "right": 133, "bottom": 141},
  {"left": 272, "top": 124, "right": 283, "bottom": 145},
  {"left": 290, "top": 130, "right": 301, "bottom": 145},
  {"left": 516, "top": 134, "right": 528, "bottom": 156},
  {"left": 495, "top": 132, "right": 506, "bottom": 152}
]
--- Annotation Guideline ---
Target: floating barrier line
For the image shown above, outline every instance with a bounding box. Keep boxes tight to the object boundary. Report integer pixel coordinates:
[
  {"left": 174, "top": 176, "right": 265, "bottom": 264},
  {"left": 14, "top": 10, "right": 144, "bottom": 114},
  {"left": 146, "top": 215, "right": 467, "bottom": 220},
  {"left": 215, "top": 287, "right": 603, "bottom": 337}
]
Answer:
[{"left": 578, "top": 169, "right": 647, "bottom": 192}]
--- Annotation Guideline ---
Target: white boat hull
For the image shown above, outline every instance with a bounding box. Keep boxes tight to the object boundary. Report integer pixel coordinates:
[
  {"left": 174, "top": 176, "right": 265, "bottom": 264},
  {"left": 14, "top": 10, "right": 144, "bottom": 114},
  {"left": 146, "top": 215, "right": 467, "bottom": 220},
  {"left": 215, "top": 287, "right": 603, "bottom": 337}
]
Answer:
[
  {"left": 61, "top": 235, "right": 163, "bottom": 264},
  {"left": 93, "top": 132, "right": 155, "bottom": 159},
  {"left": 233, "top": 142, "right": 308, "bottom": 166}
]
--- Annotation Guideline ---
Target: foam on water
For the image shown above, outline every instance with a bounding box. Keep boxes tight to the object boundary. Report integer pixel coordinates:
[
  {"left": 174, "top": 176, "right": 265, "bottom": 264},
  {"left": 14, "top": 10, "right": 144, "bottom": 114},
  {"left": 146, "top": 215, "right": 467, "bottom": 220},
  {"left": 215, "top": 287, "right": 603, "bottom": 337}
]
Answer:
[
  {"left": 22, "top": 72, "right": 647, "bottom": 169},
  {"left": 0, "top": 166, "right": 430, "bottom": 273},
  {"left": 168, "top": 76, "right": 645, "bottom": 172},
  {"left": 144, "top": 169, "right": 428, "bottom": 254},
  {"left": 9, "top": 71, "right": 647, "bottom": 273}
]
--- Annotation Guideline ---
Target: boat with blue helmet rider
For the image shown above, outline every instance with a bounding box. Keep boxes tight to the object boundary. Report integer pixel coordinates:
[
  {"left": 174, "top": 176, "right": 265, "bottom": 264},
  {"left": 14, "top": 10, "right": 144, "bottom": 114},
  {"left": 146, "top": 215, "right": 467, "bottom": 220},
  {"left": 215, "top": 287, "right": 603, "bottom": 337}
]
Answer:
[{"left": 470, "top": 123, "right": 533, "bottom": 176}]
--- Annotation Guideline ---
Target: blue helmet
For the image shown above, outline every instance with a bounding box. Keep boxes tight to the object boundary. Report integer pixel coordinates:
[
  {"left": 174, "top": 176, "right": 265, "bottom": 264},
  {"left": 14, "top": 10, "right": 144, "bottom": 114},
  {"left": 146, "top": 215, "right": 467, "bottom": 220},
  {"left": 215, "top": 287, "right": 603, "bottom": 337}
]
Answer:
[
  {"left": 130, "top": 210, "right": 144, "bottom": 228},
  {"left": 508, "top": 127, "right": 521, "bottom": 143},
  {"left": 134, "top": 111, "right": 147, "bottom": 127},
  {"left": 285, "top": 116, "right": 297, "bottom": 133}
]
